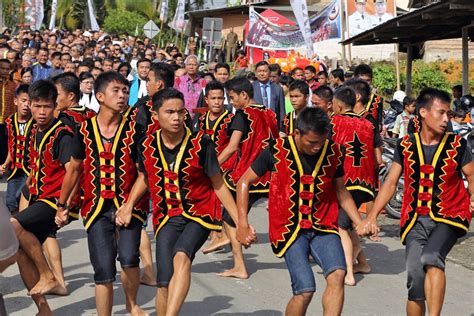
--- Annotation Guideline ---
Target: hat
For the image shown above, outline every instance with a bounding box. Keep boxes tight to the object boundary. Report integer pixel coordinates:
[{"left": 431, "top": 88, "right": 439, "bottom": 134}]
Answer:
[
  {"left": 83, "top": 31, "right": 92, "bottom": 37},
  {"left": 355, "top": 0, "right": 367, "bottom": 3},
  {"left": 374, "top": 0, "right": 387, "bottom": 3}
]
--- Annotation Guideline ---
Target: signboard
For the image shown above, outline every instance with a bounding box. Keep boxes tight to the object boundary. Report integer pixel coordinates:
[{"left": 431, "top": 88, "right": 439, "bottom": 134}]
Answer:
[
  {"left": 346, "top": 0, "right": 396, "bottom": 38},
  {"left": 202, "top": 18, "right": 223, "bottom": 42},
  {"left": 143, "top": 20, "right": 160, "bottom": 39},
  {"left": 247, "top": 1, "right": 342, "bottom": 50}
]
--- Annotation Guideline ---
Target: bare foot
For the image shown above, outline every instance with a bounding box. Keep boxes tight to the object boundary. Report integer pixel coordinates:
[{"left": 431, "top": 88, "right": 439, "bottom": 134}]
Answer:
[
  {"left": 140, "top": 275, "right": 157, "bottom": 287},
  {"left": 344, "top": 274, "right": 356, "bottom": 286},
  {"left": 29, "top": 277, "right": 61, "bottom": 296},
  {"left": 353, "top": 262, "right": 371, "bottom": 274},
  {"left": 130, "top": 305, "right": 149, "bottom": 316},
  {"left": 216, "top": 268, "right": 249, "bottom": 279},
  {"left": 202, "top": 238, "right": 230, "bottom": 254},
  {"left": 44, "top": 283, "right": 68, "bottom": 296}
]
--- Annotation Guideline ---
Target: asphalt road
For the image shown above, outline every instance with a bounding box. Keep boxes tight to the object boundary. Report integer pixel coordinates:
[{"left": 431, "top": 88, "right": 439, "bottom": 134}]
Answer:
[{"left": 1, "top": 185, "right": 473, "bottom": 315}]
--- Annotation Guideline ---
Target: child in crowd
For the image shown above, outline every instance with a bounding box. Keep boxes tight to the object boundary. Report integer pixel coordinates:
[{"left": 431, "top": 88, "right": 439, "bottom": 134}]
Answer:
[{"left": 392, "top": 96, "right": 416, "bottom": 138}]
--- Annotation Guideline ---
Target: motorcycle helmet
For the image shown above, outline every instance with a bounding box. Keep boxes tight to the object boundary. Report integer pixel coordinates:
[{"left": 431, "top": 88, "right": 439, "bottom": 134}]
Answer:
[
  {"left": 392, "top": 90, "right": 407, "bottom": 104},
  {"left": 459, "top": 95, "right": 474, "bottom": 110}
]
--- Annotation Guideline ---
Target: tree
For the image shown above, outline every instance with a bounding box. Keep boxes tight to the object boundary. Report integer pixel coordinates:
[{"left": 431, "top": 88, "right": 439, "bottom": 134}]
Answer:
[{"left": 102, "top": 9, "right": 147, "bottom": 36}]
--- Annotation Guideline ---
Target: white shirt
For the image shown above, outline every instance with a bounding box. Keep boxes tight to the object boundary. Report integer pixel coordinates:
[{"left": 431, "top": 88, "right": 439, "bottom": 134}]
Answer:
[
  {"left": 348, "top": 11, "right": 374, "bottom": 37},
  {"left": 137, "top": 79, "right": 148, "bottom": 99},
  {"left": 371, "top": 13, "right": 393, "bottom": 26},
  {"left": 79, "top": 93, "right": 100, "bottom": 113}
]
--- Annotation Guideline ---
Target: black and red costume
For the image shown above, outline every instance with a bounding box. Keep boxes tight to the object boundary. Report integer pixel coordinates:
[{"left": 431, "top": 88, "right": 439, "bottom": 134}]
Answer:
[
  {"left": 265, "top": 136, "right": 344, "bottom": 257},
  {"left": 363, "top": 93, "right": 383, "bottom": 128},
  {"left": 5, "top": 113, "right": 34, "bottom": 180},
  {"left": 281, "top": 111, "right": 297, "bottom": 135},
  {"left": 398, "top": 133, "right": 471, "bottom": 243},
  {"left": 195, "top": 109, "right": 236, "bottom": 172},
  {"left": 77, "top": 108, "right": 148, "bottom": 230},
  {"left": 141, "top": 128, "right": 222, "bottom": 236},
  {"left": 223, "top": 105, "right": 279, "bottom": 193}
]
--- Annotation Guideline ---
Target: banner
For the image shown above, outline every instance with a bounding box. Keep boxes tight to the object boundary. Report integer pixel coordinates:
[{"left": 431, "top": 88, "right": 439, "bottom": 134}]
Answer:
[
  {"left": 160, "top": 0, "right": 169, "bottom": 22},
  {"left": 346, "top": 0, "right": 396, "bottom": 38},
  {"left": 169, "top": 0, "right": 185, "bottom": 32},
  {"left": 34, "top": 0, "right": 44, "bottom": 30},
  {"left": 87, "top": 0, "right": 100, "bottom": 31},
  {"left": 290, "top": 0, "right": 313, "bottom": 56},
  {"left": 48, "top": 0, "right": 57, "bottom": 30},
  {"left": 247, "top": 0, "right": 342, "bottom": 51}
]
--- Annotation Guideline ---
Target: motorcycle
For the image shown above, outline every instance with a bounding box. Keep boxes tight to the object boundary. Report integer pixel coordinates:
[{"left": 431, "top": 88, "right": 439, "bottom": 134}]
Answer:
[{"left": 383, "top": 91, "right": 406, "bottom": 134}]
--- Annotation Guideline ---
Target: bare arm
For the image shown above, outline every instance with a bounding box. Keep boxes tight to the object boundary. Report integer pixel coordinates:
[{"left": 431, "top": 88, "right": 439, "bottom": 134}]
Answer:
[
  {"left": 236, "top": 168, "right": 261, "bottom": 244},
  {"left": 55, "top": 157, "right": 82, "bottom": 226},
  {"left": 116, "top": 169, "right": 149, "bottom": 227},
  {"left": 366, "top": 162, "right": 403, "bottom": 224},
  {"left": 210, "top": 173, "right": 238, "bottom": 224},
  {"left": 218, "top": 130, "right": 242, "bottom": 165},
  {"left": 375, "top": 146, "right": 383, "bottom": 166},
  {"left": 0, "top": 152, "right": 12, "bottom": 175},
  {"left": 334, "top": 177, "right": 363, "bottom": 228}
]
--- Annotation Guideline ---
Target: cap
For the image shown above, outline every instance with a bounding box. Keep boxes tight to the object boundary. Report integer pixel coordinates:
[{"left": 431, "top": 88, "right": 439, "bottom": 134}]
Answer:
[
  {"left": 355, "top": 0, "right": 367, "bottom": 3},
  {"left": 374, "top": 0, "right": 387, "bottom": 3}
]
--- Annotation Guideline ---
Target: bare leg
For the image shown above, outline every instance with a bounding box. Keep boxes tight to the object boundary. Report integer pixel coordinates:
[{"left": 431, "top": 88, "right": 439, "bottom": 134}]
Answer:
[
  {"left": 350, "top": 231, "right": 371, "bottom": 274},
  {"left": 285, "top": 292, "right": 313, "bottom": 316},
  {"left": 42, "top": 237, "right": 68, "bottom": 295},
  {"left": 139, "top": 230, "right": 156, "bottom": 286},
  {"left": 121, "top": 267, "right": 148, "bottom": 316},
  {"left": 202, "top": 229, "right": 230, "bottom": 254},
  {"left": 18, "top": 193, "right": 29, "bottom": 212},
  {"left": 165, "top": 252, "right": 192, "bottom": 316},
  {"left": 216, "top": 223, "right": 248, "bottom": 279},
  {"left": 95, "top": 283, "right": 113, "bottom": 316},
  {"left": 339, "top": 228, "right": 355, "bottom": 286},
  {"left": 424, "top": 266, "right": 445, "bottom": 316},
  {"left": 156, "top": 287, "right": 168, "bottom": 316},
  {"left": 16, "top": 249, "right": 52, "bottom": 315},
  {"left": 322, "top": 269, "right": 345, "bottom": 316},
  {"left": 407, "top": 300, "right": 425, "bottom": 316},
  {"left": 10, "top": 219, "right": 61, "bottom": 296}
]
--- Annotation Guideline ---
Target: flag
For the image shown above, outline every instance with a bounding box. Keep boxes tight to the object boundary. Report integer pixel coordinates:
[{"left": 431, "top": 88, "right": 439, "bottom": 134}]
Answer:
[
  {"left": 169, "top": 0, "right": 185, "bottom": 32},
  {"left": 87, "top": 0, "right": 100, "bottom": 31},
  {"left": 34, "top": 0, "right": 44, "bottom": 30},
  {"left": 48, "top": 0, "right": 57, "bottom": 30},
  {"left": 160, "top": 0, "right": 169, "bottom": 22},
  {"left": 290, "top": 0, "right": 314, "bottom": 56}
]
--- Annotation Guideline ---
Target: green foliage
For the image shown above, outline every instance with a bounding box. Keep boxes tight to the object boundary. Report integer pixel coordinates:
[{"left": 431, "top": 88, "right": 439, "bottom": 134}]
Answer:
[
  {"left": 371, "top": 60, "right": 452, "bottom": 98},
  {"left": 103, "top": 9, "right": 148, "bottom": 36}
]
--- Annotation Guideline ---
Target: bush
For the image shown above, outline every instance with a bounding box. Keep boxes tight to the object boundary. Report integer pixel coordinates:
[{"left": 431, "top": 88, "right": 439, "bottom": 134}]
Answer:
[{"left": 103, "top": 10, "right": 148, "bottom": 36}]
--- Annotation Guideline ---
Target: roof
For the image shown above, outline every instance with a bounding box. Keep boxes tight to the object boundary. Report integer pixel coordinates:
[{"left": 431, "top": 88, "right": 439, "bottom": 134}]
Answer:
[
  {"left": 186, "top": 4, "right": 253, "bottom": 20},
  {"left": 342, "top": 0, "right": 474, "bottom": 46}
]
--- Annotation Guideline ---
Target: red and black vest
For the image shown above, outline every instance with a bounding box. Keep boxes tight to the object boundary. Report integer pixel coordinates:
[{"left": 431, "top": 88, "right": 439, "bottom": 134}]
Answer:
[
  {"left": 142, "top": 128, "right": 221, "bottom": 237},
  {"left": 79, "top": 109, "right": 148, "bottom": 230},
  {"left": 224, "top": 105, "right": 279, "bottom": 193},
  {"left": 281, "top": 111, "right": 297, "bottom": 135},
  {"left": 60, "top": 104, "right": 96, "bottom": 128},
  {"left": 197, "top": 109, "right": 236, "bottom": 171},
  {"left": 399, "top": 133, "right": 471, "bottom": 244},
  {"left": 268, "top": 136, "right": 344, "bottom": 257},
  {"left": 331, "top": 112, "right": 377, "bottom": 199},
  {"left": 363, "top": 93, "right": 383, "bottom": 127},
  {"left": 5, "top": 113, "right": 33, "bottom": 180},
  {"left": 28, "top": 119, "right": 73, "bottom": 208}
]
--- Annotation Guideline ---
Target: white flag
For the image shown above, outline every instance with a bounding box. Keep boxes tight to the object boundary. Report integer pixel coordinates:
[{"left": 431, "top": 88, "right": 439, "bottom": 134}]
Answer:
[
  {"left": 34, "top": 0, "right": 44, "bottom": 30},
  {"left": 160, "top": 0, "right": 169, "bottom": 22},
  {"left": 48, "top": 0, "right": 57, "bottom": 30},
  {"left": 87, "top": 0, "right": 100, "bottom": 31},
  {"left": 169, "top": 0, "right": 185, "bottom": 32},
  {"left": 290, "top": 0, "right": 314, "bottom": 57}
]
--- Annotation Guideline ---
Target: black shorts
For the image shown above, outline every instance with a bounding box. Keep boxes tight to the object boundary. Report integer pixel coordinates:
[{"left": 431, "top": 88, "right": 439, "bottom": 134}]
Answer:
[
  {"left": 405, "top": 216, "right": 460, "bottom": 301},
  {"left": 222, "top": 193, "right": 266, "bottom": 228},
  {"left": 338, "top": 191, "right": 372, "bottom": 230},
  {"left": 87, "top": 202, "right": 142, "bottom": 284},
  {"left": 155, "top": 215, "right": 210, "bottom": 287},
  {"left": 14, "top": 200, "right": 58, "bottom": 244}
]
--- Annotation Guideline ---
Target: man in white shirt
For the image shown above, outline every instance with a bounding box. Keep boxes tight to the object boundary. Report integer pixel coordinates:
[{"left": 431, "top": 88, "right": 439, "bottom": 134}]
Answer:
[
  {"left": 348, "top": 0, "right": 374, "bottom": 37},
  {"left": 372, "top": 0, "right": 394, "bottom": 26}
]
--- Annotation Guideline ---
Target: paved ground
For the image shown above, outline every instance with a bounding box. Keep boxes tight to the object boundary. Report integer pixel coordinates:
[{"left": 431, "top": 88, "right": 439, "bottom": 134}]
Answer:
[{"left": 1, "top": 181, "right": 473, "bottom": 315}]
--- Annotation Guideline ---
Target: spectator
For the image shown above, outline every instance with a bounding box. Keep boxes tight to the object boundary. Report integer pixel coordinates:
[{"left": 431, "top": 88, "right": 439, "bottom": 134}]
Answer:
[
  {"left": 174, "top": 55, "right": 207, "bottom": 115},
  {"left": 32, "top": 48, "right": 51, "bottom": 81},
  {"left": 330, "top": 68, "right": 345, "bottom": 89},
  {"left": 0, "top": 59, "right": 16, "bottom": 163},
  {"left": 129, "top": 58, "right": 151, "bottom": 106},
  {"left": 79, "top": 71, "right": 100, "bottom": 112}
]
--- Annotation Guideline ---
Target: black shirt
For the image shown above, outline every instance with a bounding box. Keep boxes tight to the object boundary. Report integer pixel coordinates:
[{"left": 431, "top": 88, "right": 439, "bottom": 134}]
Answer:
[
  {"left": 138, "top": 133, "right": 221, "bottom": 178},
  {"left": 229, "top": 110, "right": 249, "bottom": 141},
  {"left": 251, "top": 144, "right": 345, "bottom": 178},
  {"left": 393, "top": 137, "right": 472, "bottom": 168},
  {"left": 35, "top": 128, "right": 73, "bottom": 166}
]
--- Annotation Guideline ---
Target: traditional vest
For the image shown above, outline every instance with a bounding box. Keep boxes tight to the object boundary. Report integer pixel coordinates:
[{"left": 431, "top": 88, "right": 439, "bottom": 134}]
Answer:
[
  {"left": 5, "top": 113, "right": 33, "bottom": 180},
  {"left": 79, "top": 109, "right": 148, "bottom": 230},
  {"left": 60, "top": 104, "right": 96, "bottom": 128},
  {"left": 399, "top": 133, "right": 471, "bottom": 244},
  {"left": 268, "top": 136, "right": 344, "bottom": 257},
  {"left": 224, "top": 105, "right": 279, "bottom": 193},
  {"left": 363, "top": 93, "right": 383, "bottom": 126},
  {"left": 331, "top": 112, "right": 377, "bottom": 198},
  {"left": 281, "top": 111, "right": 297, "bottom": 135},
  {"left": 197, "top": 109, "right": 236, "bottom": 171},
  {"left": 142, "top": 128, "right": 221, "bottom": 237},
  {"left": 28, "top": 119, "right": 73, "bottom": 208}
]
